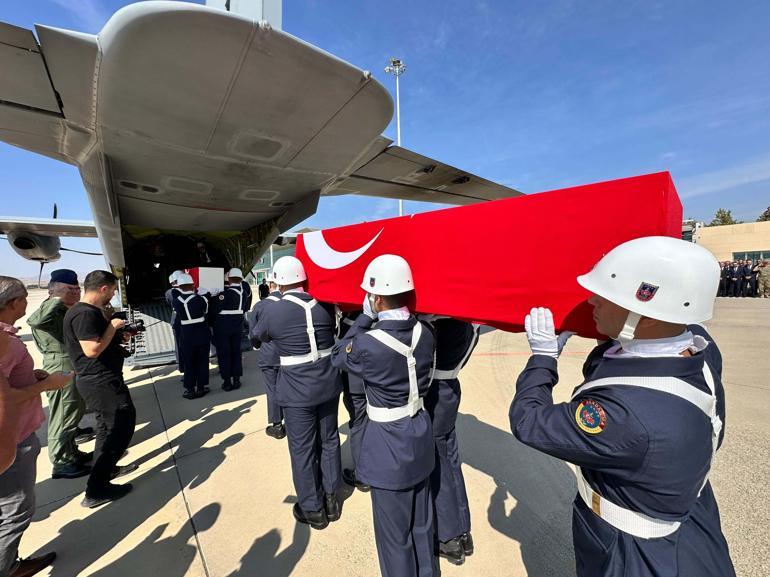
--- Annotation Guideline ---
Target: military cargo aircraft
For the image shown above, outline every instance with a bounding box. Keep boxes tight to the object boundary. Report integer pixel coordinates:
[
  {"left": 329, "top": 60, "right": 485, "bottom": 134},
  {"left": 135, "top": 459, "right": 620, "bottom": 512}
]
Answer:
[{"left": 0, "top": 0, "right": 521, "bottom": 364}]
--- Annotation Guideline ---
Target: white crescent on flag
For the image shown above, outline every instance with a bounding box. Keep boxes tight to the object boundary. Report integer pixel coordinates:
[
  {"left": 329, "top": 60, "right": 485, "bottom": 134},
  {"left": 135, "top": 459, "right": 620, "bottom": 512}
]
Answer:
[{"left": 303, "top": 229, "right": 383, "bottom": 269}]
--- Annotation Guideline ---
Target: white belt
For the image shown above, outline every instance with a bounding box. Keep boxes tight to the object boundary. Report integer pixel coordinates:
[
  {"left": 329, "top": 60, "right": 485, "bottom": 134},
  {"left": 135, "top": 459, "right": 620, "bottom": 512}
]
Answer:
[
  {"left": 367, "top": 398, "right": 424, "bottom": 423},
  {"left": 432, "top": 368, "right": 459, "bottom": 380},
  {"left": 576, "top": 470, "right": 680, "bottom": 539},
  {"left": 219, "top": 309, "right": 244, "bottom": 315},
  {"left": 181, "top": 317, "right": 206, "bottom": 325},
  {"left": 280, "top": 347, "right": 332, "bottom": 366}
]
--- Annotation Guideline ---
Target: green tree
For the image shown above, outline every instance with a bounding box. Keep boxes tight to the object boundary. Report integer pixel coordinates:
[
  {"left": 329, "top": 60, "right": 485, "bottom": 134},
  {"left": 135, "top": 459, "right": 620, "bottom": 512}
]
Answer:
[
  {"left": 757, "top": 206, "right": 770, "bottom": 222},
  {"left": 708, "top": 208, "right": 741, "bottom": 226}
]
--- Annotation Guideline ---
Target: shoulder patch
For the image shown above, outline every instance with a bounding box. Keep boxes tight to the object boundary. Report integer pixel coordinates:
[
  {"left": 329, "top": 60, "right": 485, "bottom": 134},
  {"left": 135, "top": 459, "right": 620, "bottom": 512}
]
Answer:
[
  {"left": 218, "top": 294, "right": 225, "bottom": 301},
  {"left": 345, "top": 341, "right": 353, "bottom": 354},
  {"left": 575, "top": 399, "right": 606, "bottom": 434}
]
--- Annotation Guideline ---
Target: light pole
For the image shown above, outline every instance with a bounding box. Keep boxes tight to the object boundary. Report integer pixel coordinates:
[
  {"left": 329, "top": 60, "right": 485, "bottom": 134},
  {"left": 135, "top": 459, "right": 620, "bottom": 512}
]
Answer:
[{"left": 384, "top": 57, "right": 406, "bottom": 216}]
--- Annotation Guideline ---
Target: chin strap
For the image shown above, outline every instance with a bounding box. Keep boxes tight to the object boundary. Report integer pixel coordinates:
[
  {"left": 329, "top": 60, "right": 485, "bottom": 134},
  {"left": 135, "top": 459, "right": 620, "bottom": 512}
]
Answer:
[{"left": 617, "top": 311, "right": 642, "bottom": 344}]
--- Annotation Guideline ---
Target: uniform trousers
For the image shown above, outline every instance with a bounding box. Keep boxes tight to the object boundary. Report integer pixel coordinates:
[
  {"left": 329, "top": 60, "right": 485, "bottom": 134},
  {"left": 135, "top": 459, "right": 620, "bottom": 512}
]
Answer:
[
  {"left": 341, "top": 373, "right": 367, "bottom": 469},
  {"left": 283, "top": 396, "right": 342, "bottom": 512},
  {"left": 0, "top": 434, "right": 39, "bottom": 577},
  {"left": 370, "top": 478, "right": 437, "bottom": 577},
  {"left": 425, "top": 379, "right": 471, "bottom": 542},
  {"left": 260, "top": 366, "right": 282, "bottom": 424},
  {"left": 172, "top": 325, "right": 185, "bottom": 373},
  {"left": 180, "top": 336, "right": 210, "bottom": 393},
  {"left": 76, "top": 380, "right": 136, "bottom": 496},
  {"left": 213, "top": 325, "right": 242, "bottom": 380},
  {"left": 42, "top": 352, "right": 85, "bottom": 467}
]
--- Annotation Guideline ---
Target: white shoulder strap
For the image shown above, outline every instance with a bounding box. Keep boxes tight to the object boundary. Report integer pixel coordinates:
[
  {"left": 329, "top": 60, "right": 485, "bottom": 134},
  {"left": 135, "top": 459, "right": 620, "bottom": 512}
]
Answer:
[
  {"left": 572, "top": 362, "right": 722, "bottom": 495},
  {"left": 266, "top": 295, "right": 280, "bottom": 302},
  {"left": 368, "top": 322, "right": 423, "bottom": 412},
  {"left": 282, "top": 294, "right": 320, "bottom": 360}
]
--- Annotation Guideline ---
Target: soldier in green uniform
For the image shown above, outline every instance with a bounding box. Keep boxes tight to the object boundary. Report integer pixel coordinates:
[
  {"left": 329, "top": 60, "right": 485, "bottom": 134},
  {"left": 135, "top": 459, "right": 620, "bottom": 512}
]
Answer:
[
  {"left": 756, "top": 260, "right": 770, "bottom": 298},
  {"left": 28, "top": 270, "right": 93, "bottom": 478}
]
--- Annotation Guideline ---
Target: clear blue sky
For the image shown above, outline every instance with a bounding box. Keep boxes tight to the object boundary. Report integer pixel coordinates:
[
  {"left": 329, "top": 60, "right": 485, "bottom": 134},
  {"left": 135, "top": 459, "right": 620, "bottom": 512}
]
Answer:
[{"left": 2, "top": 0, "right": 769, "bottom": 278}]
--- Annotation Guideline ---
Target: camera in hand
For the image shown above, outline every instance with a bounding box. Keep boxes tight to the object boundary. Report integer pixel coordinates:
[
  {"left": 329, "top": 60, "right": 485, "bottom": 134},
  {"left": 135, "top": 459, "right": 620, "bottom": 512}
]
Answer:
[{"left": 111, "top": 311, "right": 146, "bottom": 335}]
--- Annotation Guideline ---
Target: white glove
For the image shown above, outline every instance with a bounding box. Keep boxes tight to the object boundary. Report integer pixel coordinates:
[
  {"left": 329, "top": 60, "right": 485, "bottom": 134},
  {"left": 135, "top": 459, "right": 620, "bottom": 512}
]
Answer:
[
  {"left": 363, "top": 294, "right": 377, "bottom": 320},
  {"left": 196, "top": 287, "right": 207, "bottom": 296},
  {"left": 525, "top": 307, "right": 574, "bottom": 359}
]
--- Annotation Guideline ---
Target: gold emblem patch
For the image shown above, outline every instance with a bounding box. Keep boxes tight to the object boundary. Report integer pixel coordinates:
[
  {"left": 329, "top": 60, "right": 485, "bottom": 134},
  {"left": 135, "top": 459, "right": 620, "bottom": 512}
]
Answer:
[{"left": 345, "top": 342, "right": 353, "bottom": 353}]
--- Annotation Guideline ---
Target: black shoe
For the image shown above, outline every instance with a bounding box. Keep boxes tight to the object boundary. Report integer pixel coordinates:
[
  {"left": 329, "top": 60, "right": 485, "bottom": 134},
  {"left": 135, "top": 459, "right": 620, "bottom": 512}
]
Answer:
[
  {"left": 75, "top": 427, "right": 95, "bottom": 444},
  {"left": 438, "top": 537, "right": 466, "bottom": 565},
  {"left": 51, "top": 462, "right": 91, "bottom": 479},
  {"left": 111, "top": 463, "right": 139, "bottom": 480},
  {"left": 461, "top": 532, "right": 474, "bottom": 556},
  {"left": 196, "top": 387, "right": 210, "bottom": 397},
  {"left": 76, "top": 450, "right": 93, "bottom": 463},
  {"left": 342, "top": 468, "right": 370, "bottom": 492},
  {"left": 232, "top": 378, "right": 241, "bottom": 389},
  {"left": 266, "top": 423, "right": 286, "bottom": 439},
  {"left": 292, "top": 502, "right": 328, "bottom": 530},
  {"left": 81, "top": 483, "right": 133, "bottom": 508},
  {"left": 10, "top": 552, "right": 56, "bottom": 577},
  {"left": 182, "top": 389, "right": 198, "bottom": 399},
  {"left": 325, "top": 492, "right": 341, "bottom": 522},
  {"left": 222, "top": 380, "right": 233, "bottom": 391}
]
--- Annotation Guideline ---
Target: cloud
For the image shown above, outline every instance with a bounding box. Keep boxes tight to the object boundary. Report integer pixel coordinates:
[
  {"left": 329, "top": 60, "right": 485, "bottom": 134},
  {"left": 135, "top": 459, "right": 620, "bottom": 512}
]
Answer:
[
  {"left": 48, "top": 0, "right": 110, "bottom": 33},
  {"left": 677, "top": 153, "right": 770, "bottom": 199}
]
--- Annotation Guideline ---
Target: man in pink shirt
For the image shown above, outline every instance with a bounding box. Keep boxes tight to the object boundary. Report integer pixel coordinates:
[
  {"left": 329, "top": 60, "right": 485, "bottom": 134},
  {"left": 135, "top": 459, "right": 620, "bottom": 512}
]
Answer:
[{"left": 0, "top": 277, "right": 71, "bottom": 577}]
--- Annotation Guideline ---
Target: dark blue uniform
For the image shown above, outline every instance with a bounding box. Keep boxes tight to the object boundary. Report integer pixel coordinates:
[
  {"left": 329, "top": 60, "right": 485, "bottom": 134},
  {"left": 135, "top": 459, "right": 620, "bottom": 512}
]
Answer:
[
  {"left": 210, "top": 284, "right": 248, "bottom": 383},
  {"left": 165, "top": 287, "right": 184, "bottom": 373},
  {"left": 338, "top": 311, "right": 368, "bottom": 470},
  {"left": 171, "top": 291, "right": 211, "bottom": 394},
  {"left": 248, "top": 291, "right": 283, "bottom": 424},
  {"left": 332, "top": 312, "right": 438, "bottom": 577},
  {"left": 510, "top": 325, "right": 735, "bottom": 577},
  {"left": 424, "top": 318, "right": 478, "bottom": 543},
  {"left": 256, "top": 290, "right": 342, "bottom": 513}
]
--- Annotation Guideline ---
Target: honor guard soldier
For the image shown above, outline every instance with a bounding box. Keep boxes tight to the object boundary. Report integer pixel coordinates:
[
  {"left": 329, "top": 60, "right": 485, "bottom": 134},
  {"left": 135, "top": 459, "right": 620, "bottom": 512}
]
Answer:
[
  {"left": 338, "top": 310, "right": 370, "bottom": 492},
  {"left": 28, "top": 269, "right": 93, "bottom": 479},
  {"left": 332, "top": 255, "right": 438, "bottom": 577},
  {"left": 256, "top": 256, "right": 342, "bottom": 530},
  {"left": 211, "top": 268, "right": 250, "bottom": 391},
  {"left": 165, "top": 270, "right": 184, "bottom": 375},
  {"left": 172, "top": 274, "right": 211, "bottom": 399},
  {"left": 248, "top": 275, "right": 285, "bottom": 439},
  {"left": 424, "top": 316, "right": 479, "bottom": 565},
  {"left": 510, "top": 237, "right": 736, "bottom": 577}
]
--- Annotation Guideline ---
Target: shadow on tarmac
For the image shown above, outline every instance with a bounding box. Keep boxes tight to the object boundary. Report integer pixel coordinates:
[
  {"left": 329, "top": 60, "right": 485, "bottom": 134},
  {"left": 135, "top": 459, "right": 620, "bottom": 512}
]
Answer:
[
  {"left": 457, "top": 412, "right": 577, "bottom": 577},
  {"left": 31, "top": 367, "right": 282, "bottom": 577}
]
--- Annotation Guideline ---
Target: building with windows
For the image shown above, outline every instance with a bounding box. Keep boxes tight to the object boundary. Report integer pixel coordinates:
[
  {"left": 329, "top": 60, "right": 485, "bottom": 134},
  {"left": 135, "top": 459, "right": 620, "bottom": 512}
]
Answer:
[{"left": 692, "top": 220, "right": 770, "bottom": 261}]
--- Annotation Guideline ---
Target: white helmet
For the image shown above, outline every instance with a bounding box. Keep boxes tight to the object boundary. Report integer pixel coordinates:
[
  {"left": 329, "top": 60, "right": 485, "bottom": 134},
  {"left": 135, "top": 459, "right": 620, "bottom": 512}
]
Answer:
[
  {"left": 227, "top": 268, "right": 243, "bottom": 279},
  {"left": 272, "top": 256, "right": 307, "bottom": 285},
  {"left": 169, "top": 270, "right": 182, "bottom": 285},
  {"left": 176, "top": 273, "right": 194, "bottom": 286},
  {"left": 577, "top": 236, "right": 719, "bottom": 340},
  {"left": 361, "top": 254, "right": 414, "bottom": 295}
]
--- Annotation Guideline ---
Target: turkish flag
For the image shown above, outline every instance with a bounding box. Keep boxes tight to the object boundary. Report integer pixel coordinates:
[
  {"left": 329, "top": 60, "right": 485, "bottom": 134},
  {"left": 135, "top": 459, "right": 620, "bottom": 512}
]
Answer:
[{"left": 296, "top": 172, "right": 682, "bottom": 337}]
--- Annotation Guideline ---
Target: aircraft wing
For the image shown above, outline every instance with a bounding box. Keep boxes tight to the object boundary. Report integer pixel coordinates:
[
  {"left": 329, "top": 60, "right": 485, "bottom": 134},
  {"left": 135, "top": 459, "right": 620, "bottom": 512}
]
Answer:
[
  {"left": 325, "top": 137, "right": 522, "bottom": 205},
  {"left": 0, "top": 217, "right": 97, "bottom": 238}
]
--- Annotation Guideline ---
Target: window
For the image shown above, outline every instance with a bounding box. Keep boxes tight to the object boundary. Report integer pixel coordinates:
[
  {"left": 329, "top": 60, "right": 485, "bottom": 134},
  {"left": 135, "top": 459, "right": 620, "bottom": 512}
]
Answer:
[{"left": 732, "top": 250, "right": 770, "bottom": 261}]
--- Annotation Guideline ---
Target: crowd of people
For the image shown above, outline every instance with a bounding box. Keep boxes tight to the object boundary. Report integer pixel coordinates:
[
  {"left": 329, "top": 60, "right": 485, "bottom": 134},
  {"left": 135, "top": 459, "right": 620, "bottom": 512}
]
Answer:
[
  {"left": 718, "top": 259, "right": 769, "bottom": 297},
  {"left": 0, "top": 234, "right": 742, "bottom": 577}
]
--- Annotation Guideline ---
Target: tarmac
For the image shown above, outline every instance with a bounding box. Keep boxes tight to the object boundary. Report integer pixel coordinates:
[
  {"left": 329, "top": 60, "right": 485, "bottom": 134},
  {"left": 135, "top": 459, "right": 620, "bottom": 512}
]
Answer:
[{"left": 14, "top": 289, "right": 770, "bottom": 577}]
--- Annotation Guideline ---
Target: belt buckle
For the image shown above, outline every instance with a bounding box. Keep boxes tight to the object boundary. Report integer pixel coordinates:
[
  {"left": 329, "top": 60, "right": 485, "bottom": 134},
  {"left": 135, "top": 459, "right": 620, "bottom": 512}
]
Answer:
[{"left": 591, "top": 492, "right": 602, "bottom": 516}]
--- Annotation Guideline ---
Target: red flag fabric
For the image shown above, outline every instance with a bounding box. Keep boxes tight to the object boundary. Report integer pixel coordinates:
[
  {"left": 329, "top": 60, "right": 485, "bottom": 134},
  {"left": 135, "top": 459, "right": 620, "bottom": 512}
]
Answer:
[{"left": 296, "top": 172, "right": 682, "bottom": 337}]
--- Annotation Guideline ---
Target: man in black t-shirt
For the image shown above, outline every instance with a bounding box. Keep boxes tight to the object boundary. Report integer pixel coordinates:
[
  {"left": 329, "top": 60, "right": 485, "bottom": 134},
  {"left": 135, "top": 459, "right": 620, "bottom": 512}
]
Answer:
[{"left": 63, "top": 270, "right": 137, "bottom": 508}]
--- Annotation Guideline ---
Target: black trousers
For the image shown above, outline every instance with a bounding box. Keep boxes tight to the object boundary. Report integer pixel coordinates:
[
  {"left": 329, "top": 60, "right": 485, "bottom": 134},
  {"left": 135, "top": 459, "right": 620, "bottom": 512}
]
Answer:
[{"left": 76, "top": 379, "right": 136, "bottom": 496}]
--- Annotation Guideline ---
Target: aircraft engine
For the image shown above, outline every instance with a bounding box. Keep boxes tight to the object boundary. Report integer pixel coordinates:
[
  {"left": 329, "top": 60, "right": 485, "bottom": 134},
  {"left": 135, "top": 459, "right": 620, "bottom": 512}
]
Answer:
[{"left": 7, "top": 231, "right": 62, "bottom": 262}]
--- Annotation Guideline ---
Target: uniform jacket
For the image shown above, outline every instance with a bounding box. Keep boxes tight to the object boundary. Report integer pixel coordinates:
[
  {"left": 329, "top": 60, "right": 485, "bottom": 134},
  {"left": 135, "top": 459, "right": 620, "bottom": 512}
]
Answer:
[
  {"left": 509, "top": 324, "right": 734, "bottom": 577},
  {"left": 332, "top": 314, "right": 436, "bottom": 490},
  {"left": 165, "top": 287, "right": 181, "bottom": 328},
  {"left": 248, "top": 290, "right": 281, "bottom": 368},
  {"left": 28, "top": 297, "right": 72, "bottom": 372},
  {"left": 210, "top": 284, "right": 249, "bottom": 331},
  {"left": 171, "top": 291, "right": 211, "bottom": 344},
  {"left": 256, "top": 290, "right": 341, "bottom": 407}
]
